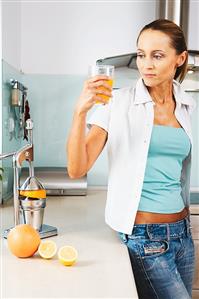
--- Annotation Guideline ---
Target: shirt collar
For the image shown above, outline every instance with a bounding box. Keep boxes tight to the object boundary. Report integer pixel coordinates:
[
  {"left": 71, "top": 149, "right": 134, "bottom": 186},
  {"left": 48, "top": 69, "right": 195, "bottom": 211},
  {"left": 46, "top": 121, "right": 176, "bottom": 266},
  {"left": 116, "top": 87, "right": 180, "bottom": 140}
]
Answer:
[{"left": 134, "top": 77, "right": 195, "bottom": 108}]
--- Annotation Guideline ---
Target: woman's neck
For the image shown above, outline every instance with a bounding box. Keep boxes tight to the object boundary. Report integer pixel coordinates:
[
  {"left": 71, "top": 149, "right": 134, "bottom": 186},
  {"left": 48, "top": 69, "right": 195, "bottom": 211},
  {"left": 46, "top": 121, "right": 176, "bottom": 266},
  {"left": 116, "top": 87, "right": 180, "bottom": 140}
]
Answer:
[{"left": 147, "top": 81, "right": 174, "bottom": 105}]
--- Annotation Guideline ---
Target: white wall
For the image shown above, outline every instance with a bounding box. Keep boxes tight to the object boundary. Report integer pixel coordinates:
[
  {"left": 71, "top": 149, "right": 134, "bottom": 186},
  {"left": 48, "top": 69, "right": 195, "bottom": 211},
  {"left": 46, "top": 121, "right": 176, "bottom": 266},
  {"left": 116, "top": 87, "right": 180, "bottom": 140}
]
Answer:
[
  {"left": 21, "top": 1, "right": 156, "bottom": 74},
  {"left": 2, "top": 1, "right": 199, "bottom": 74},
  {"left": 2, "top": 1, "right": 21, "bottom": 70}
]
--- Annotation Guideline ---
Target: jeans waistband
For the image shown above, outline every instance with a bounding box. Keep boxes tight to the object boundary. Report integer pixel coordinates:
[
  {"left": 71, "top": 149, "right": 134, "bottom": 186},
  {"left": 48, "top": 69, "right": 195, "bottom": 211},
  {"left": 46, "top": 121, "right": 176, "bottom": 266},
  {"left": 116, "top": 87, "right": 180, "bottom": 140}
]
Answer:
[{"left": 122, "top": 215, "right": 191, "bottom": 242}]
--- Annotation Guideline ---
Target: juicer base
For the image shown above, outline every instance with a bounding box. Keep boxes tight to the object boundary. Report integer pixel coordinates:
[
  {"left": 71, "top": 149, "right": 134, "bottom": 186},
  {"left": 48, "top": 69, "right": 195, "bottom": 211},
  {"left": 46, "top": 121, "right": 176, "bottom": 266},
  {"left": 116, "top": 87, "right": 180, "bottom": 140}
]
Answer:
[{"left": 38, "top": 224, "right": 58, "bottom": 238}]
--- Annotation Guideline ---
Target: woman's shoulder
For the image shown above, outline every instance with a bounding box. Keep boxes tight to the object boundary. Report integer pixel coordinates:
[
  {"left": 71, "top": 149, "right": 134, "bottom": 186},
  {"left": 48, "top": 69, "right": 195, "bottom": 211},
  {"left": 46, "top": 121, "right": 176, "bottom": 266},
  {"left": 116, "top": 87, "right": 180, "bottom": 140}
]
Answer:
[{"left": 173, "top": 80, "right": 197, "bottom": 113}]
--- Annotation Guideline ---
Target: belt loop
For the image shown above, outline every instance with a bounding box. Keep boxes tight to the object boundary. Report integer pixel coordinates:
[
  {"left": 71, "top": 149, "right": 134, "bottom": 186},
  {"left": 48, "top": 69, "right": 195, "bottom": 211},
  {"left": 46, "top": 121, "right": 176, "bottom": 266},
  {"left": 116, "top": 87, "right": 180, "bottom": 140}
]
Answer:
[
  {"left": 166, "top": 224, "right": 170, "bottom": 242},
  {"left": 122, "top": 233, "right": 128, "bottom": 243},
  {"left": 185, "top": 216, "right": 190, "bottom": 236},
  {"left": 146, "top": 224, "right": 151, "bottom": 240}
]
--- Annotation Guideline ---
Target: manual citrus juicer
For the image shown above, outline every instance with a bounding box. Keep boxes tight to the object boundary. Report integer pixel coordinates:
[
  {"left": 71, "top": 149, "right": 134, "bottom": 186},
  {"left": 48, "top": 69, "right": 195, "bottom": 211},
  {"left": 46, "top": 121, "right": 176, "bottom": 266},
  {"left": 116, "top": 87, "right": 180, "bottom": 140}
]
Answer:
[{"left": 1, "top": 119, "right": 58, "bottom": 239}]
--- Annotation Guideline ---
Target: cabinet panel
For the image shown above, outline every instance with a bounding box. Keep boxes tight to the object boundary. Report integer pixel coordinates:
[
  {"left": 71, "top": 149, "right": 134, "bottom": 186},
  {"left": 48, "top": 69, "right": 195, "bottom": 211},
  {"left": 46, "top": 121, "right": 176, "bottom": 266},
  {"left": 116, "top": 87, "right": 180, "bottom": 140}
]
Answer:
[
  {"left": 191, "top": 215, "right": 199, "bottom": 291},
  {"left": 193, "top": 239, "right": 199, "bottom": 290},
  {"left": 192, "top": 290, "right": 199, "bottom": 299}
]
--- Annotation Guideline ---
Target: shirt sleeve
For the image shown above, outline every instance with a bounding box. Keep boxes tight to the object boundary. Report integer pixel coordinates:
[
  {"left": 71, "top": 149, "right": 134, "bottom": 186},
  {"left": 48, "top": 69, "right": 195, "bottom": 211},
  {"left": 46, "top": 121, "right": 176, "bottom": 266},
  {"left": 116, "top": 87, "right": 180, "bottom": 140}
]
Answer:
[
  {"left": 188, "top": 97, "right": 197, "bottom": 115},
  {"left": 86, "top": 91, "right": 115, "bottom": 132}
]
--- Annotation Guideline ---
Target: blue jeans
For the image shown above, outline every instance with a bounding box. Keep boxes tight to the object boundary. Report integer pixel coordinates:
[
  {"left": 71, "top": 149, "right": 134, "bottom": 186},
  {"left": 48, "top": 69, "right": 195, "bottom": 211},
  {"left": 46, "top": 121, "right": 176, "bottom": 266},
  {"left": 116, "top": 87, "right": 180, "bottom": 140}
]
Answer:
[{"left": 118, "top": 215, "right": 195, "bottom": 299}]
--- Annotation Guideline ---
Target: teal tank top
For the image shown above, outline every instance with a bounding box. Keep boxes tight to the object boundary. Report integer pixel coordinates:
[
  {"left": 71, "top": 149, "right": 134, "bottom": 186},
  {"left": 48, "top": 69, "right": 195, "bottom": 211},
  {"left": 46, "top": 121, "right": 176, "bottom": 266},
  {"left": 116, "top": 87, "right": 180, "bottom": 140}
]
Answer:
[{"left": 138, "top": 125, "right": 191, "bottom": 213}]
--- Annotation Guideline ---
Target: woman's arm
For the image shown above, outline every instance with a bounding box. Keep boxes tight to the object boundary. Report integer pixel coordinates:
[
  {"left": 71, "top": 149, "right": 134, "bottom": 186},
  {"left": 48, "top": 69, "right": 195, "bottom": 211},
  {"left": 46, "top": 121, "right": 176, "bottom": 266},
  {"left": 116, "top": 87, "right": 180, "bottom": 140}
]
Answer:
[
  {"left": 67, "top": 111, "right": 107, "bottom": 178},
  {"left": 66, "top": 76, "right": 111, "bottom": 178}
]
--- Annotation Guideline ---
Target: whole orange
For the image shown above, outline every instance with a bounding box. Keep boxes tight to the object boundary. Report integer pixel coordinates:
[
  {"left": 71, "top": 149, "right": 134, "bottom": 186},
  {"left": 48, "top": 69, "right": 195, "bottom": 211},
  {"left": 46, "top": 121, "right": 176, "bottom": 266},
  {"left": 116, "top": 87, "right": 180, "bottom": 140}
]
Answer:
[{"left": 7, "top": 224, "right": 41, "bottom": 258}]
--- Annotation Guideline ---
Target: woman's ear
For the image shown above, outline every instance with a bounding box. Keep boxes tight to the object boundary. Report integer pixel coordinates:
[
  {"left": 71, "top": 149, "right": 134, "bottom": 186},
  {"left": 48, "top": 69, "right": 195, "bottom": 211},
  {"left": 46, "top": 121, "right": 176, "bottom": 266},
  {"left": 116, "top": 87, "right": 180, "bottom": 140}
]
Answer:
[{"left": 177, "top": 50, "right": 187, "bottom": 67}]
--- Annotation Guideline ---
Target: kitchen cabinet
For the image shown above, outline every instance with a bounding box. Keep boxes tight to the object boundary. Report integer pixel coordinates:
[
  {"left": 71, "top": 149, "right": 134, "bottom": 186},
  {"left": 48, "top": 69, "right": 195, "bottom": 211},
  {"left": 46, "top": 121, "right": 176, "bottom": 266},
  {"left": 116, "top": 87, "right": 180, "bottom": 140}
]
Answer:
[{"left": 190, "top": 215, "right": 199, "bottom": 299}]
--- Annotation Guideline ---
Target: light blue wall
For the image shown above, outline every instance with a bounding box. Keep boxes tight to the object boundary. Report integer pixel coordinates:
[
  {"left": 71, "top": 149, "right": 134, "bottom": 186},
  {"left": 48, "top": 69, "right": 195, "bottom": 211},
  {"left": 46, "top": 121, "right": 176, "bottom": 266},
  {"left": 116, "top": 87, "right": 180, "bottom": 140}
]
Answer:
[
  {"left": 21, "top": 71, "right": 199, "bottom": 188},
  {"left": 21, "top": 73, "right": 113, "bottom": 186},
  {"left": 22, "top": 70, "right": 140, "bottom": 186},
  {"left": 2, "top": 60, "right": 22, "bottom": 200},
  {"left": 2, "top": 64, "right": 199, "bottom": 200},
  {"left": 21, "top": 74, "right": 86, "bottom": 167}
]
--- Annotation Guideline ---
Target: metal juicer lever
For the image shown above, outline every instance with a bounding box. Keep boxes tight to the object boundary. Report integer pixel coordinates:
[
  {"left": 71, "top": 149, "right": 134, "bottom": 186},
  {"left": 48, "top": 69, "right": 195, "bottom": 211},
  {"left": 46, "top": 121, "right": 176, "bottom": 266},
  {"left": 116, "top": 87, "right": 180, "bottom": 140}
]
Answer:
[{"left": 0, "top": 119, "right": 35, "bottom": 225}]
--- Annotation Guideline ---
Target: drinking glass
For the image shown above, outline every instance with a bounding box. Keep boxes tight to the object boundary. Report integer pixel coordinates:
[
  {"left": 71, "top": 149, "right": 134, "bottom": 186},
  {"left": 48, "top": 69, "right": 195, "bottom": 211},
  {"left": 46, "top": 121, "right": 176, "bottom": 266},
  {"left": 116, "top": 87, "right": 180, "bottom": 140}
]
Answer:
[{"left": 88, "top": 65, "right": 114, "bottom": 104}]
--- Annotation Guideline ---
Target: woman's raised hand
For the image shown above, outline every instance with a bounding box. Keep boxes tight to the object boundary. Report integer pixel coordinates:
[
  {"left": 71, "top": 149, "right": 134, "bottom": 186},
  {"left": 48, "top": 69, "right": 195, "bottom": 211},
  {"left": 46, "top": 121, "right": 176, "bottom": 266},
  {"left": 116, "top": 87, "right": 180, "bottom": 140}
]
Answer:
[{"left": 75, "top": 75, "right": 113, "bottom": 114}]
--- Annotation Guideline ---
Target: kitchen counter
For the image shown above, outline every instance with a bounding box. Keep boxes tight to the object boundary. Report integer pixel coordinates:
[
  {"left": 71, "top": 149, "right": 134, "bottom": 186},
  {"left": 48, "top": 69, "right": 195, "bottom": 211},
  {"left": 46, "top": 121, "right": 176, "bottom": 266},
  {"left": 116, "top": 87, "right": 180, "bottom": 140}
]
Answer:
[{"left": 0, "top": 190, "right": 138, "bottom": 299}]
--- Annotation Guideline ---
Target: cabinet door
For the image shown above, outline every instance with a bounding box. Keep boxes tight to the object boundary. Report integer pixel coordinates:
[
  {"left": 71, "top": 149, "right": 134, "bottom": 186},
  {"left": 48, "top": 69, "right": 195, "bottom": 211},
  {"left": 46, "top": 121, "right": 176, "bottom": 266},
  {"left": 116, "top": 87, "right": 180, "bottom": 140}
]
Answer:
[
  {"left": 192, "top": 290, "right": 199, "bottom": 299},
  {"left": 190, "top": 215, "right": 199, "bottom": 290},
  {"left": 193, "top": 239, "right": 199, "bottom": 290}
]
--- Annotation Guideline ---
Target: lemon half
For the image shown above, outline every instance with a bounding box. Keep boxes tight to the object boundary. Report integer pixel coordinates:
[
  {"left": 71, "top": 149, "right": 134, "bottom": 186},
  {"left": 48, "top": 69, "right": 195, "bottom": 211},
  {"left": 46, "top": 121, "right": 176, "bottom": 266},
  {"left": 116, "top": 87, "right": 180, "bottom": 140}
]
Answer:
[
  {"left": 38, "top": 240, "right": 57, "bottom": 259},
  {"left": 58, "top": 246, "right": 78, "bottom": 266}
]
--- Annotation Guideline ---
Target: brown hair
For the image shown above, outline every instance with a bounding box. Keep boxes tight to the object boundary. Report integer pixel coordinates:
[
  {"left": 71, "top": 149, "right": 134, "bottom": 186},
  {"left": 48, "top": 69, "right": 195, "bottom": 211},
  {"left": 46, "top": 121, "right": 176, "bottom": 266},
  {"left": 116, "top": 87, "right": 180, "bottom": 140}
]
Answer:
[{"left": 137, "top": 19, "right": 188, "bottom": 83}]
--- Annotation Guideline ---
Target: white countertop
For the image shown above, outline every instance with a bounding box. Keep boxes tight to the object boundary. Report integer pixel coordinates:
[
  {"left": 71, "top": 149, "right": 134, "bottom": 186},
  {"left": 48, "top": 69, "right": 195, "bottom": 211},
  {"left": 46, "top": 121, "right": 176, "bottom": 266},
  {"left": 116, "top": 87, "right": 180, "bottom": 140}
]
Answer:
[{"left": 0, "top": 190, "right": 138, "bottom": 299}]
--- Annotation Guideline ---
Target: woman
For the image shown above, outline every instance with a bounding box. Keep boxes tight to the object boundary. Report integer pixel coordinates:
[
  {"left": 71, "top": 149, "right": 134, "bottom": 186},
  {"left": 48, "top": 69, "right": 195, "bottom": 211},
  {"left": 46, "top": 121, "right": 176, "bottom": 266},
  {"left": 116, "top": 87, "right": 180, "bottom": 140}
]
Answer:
[{"left": 67, "top": 19, "right": 196, "bottom": 299}]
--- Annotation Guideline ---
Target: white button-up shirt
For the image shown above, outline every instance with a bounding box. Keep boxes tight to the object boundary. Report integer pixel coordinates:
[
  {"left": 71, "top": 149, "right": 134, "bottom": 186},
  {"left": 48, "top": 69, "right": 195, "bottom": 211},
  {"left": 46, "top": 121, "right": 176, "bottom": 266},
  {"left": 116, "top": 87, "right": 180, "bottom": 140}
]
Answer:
[{"left": 86, "top": 78, "right": 196, "bottom": 234}]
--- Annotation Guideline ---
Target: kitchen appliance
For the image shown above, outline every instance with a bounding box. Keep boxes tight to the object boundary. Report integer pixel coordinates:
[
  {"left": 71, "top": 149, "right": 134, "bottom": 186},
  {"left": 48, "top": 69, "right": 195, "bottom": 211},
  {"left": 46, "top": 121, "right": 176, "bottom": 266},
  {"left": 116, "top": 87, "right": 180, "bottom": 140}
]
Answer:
[
  {"left": 10, "top": 79, "right": 26, "bottom": 107},
  {"left": 9, "top": 79, "right": 29, "bottom": 139},
  {"left": 19, "top": 175, "right": 46, "bottom": 231},
  {"left": 20, "top": 167, "right": 87, "bottom": 196},
  {"left": 0, "top": 119, "right": 58, "bottom": 239}
]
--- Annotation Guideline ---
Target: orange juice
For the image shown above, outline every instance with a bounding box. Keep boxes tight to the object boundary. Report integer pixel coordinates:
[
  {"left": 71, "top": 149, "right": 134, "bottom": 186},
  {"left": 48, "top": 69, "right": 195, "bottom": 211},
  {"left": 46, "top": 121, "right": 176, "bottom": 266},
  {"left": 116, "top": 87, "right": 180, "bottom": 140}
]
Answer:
[
  {"left": 19, "top": 189, "right": 46, "bottom": 199},
  {"left": 96, "top": 79, "right": 113, "bottom": 104}
]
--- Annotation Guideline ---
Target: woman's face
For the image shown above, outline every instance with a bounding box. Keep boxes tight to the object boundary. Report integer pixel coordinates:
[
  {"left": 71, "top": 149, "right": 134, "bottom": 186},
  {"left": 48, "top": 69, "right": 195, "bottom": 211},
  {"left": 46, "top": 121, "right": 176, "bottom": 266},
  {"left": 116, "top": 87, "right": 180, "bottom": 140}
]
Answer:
[{"left": 136, "top": 29, "right": 186, "bottom": 87}]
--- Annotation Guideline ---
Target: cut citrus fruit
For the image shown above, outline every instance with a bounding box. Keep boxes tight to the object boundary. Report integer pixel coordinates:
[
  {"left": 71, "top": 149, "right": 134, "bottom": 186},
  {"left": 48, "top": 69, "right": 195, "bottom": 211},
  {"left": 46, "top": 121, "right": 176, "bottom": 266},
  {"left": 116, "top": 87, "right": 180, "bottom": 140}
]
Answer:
[
  {"left": 58, "top": 246, "right": 78, "bottom": 266},
  {"left": 38, "top": 240, "right": 57, "bottom": 259}
]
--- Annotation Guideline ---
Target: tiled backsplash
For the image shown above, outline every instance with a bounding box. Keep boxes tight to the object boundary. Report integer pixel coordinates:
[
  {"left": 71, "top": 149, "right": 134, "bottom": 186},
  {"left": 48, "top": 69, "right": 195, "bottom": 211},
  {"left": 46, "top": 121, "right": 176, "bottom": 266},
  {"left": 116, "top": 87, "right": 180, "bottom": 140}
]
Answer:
[{"left": 2, "top": 60, "right": 23, "bottom": 200}]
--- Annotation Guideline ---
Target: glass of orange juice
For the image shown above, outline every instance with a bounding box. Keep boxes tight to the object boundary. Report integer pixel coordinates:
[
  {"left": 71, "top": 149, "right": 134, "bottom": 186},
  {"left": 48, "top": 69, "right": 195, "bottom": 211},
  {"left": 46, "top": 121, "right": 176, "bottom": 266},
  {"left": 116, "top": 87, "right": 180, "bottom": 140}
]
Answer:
[{"left": 88, "top": 64, "right": 114, "bottom": 104}]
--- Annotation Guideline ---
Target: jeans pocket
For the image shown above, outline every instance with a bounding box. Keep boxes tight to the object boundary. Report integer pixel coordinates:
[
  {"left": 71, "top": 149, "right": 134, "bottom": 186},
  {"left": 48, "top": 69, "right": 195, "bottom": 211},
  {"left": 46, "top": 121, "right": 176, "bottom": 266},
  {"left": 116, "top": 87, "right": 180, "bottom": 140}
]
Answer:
[
  {"left": 136, "top": 239, "right": 170, "bottom": 272},
  {"left": 138, "top": 239, "right": 170, "bottom": 259}
]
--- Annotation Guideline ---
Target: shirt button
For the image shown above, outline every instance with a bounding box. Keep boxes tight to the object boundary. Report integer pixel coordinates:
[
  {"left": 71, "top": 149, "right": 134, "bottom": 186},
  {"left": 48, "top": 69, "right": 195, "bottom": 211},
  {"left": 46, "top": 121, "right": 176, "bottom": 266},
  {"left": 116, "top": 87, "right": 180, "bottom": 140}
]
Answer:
[{"left": 144, "top": 140, "right": 147, "bottom": 143}]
